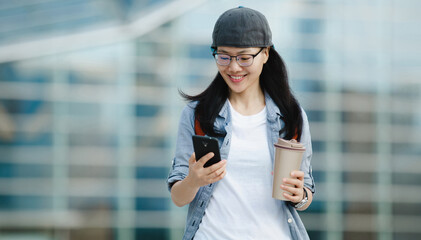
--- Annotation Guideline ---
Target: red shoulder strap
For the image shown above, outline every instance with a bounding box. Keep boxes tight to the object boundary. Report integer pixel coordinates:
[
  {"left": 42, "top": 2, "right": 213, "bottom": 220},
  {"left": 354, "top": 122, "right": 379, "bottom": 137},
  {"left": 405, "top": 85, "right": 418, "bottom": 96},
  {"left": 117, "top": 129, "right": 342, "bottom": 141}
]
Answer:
[{"left": 194, "top": 117, "right": 205, "bottom": 136}]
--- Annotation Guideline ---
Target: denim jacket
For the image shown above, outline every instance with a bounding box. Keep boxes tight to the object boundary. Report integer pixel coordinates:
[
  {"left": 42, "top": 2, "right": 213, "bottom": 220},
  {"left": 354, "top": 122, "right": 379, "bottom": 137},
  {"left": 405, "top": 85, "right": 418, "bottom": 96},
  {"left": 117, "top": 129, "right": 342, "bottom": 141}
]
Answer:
[{"left": 167, "top": 93, "right": 315, "bottom": 240}]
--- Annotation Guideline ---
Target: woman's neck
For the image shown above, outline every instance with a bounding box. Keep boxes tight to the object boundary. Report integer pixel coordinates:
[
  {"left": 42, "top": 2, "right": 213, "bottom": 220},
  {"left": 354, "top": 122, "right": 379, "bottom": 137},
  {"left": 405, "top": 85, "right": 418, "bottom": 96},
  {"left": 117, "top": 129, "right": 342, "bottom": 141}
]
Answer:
[{"left": 228, "top": 88, "right": 265, "bottom": 116}]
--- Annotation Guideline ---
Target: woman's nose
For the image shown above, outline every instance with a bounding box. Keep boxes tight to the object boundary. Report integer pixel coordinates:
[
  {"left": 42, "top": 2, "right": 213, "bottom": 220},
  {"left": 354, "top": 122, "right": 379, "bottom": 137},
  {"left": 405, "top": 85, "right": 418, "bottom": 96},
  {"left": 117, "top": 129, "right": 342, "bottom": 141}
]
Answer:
[{"left": 228, "top": 58, "right": 243, "bottom": 72}]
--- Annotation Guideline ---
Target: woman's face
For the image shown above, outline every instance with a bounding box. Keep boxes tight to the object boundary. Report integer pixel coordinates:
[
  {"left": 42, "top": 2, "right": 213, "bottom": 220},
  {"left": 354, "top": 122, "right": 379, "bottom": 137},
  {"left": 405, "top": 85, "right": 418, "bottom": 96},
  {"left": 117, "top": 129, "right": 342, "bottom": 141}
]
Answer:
[{"left": 215, "top": 46, "right": 269, "bottom": 96}]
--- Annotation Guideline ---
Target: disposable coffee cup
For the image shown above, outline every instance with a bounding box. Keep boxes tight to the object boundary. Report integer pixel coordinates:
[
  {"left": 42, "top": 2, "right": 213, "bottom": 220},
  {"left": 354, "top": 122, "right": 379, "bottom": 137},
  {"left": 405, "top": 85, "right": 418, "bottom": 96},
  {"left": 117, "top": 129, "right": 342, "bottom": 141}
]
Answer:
[{"left": 272, "top": 138, "right": 306, "bottom": 201}]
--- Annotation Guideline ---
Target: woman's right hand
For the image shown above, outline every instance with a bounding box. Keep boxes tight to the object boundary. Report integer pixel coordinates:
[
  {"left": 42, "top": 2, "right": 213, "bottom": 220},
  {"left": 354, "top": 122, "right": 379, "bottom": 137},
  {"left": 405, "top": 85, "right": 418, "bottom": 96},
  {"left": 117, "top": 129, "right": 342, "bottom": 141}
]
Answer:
[
  {"left": 185, "top": 152, "right": 227, "bottom": 188},
  {"left": 171, "top": 152, "right": 227, "bottom": 207}
]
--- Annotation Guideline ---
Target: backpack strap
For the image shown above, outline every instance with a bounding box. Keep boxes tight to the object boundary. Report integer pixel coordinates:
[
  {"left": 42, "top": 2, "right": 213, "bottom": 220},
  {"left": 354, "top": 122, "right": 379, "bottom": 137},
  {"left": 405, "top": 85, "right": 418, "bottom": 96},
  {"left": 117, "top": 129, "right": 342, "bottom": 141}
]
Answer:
[
  {"left": 194, "top": 117, "right": 205, "bottom": 136},
  {"left": 293, "top": 133, "right": 298, "bottom": 140}
]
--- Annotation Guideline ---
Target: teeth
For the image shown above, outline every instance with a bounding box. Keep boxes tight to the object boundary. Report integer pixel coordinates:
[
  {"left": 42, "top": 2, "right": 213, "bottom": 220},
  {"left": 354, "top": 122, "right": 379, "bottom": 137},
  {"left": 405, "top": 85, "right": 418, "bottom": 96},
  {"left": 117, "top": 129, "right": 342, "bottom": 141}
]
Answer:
[{"left": 230, "top": 75, "right": 244, "bottom": 80}]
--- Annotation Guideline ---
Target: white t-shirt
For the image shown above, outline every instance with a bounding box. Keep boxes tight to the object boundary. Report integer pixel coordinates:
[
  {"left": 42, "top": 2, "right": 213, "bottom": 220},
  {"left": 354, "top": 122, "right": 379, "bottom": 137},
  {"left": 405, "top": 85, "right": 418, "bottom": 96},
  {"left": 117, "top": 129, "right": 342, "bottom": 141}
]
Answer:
[{"left": 194, "top": 102, "right": 291, "bottom": 240}]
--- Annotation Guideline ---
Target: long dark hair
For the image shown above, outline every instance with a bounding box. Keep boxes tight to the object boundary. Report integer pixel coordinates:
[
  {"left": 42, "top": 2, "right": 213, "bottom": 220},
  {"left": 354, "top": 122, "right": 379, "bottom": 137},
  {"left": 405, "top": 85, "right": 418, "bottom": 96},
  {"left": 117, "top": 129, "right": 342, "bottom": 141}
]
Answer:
[{"left": 180, "top": 47, "right": 303, "bottom": 141}]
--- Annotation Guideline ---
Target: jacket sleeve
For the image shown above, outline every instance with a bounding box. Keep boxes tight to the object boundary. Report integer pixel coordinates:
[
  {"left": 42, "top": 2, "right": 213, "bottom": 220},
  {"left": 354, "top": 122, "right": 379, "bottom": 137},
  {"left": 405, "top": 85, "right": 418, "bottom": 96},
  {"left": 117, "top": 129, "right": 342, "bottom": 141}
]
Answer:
[
  {"left": 300, "top": 109, "right": 316, "bottom": 194},
  {"left": 166, "top": 103, "right": 197, "bottom": 192}
]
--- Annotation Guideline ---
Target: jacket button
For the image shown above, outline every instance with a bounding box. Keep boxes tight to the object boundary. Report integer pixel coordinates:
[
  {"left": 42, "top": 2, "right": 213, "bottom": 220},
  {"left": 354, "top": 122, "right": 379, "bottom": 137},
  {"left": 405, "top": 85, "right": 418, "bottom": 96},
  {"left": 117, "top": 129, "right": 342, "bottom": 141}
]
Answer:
[{"left": 288, "top": 218, "right": 293, "bottom": 223}]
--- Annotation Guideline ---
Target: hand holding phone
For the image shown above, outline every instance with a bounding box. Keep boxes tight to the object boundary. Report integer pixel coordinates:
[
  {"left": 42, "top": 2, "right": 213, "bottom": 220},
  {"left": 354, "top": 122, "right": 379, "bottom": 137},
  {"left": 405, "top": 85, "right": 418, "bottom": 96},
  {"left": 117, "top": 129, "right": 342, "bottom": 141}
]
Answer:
[{"left": 192, "top": 135, "right": 221, "bottom": 168}]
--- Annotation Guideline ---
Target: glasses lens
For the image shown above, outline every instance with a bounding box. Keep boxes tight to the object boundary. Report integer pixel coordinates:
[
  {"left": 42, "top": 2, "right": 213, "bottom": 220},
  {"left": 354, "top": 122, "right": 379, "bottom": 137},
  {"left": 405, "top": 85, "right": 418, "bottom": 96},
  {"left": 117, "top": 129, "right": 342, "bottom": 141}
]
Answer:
[
  {"left": 237, "top": 55, "right": 253, "bottom": 67},
  {"left": 215, "top": 54, "right": 230, "bottom": 66}
]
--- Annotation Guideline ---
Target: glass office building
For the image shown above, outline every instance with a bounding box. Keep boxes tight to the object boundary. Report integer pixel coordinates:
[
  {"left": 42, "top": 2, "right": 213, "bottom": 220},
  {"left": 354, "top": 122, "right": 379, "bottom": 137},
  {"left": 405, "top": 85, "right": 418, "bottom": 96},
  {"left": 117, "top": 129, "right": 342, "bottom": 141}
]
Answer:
[{"left": 0, "top": 0, "right": 420, "bottom": 239}]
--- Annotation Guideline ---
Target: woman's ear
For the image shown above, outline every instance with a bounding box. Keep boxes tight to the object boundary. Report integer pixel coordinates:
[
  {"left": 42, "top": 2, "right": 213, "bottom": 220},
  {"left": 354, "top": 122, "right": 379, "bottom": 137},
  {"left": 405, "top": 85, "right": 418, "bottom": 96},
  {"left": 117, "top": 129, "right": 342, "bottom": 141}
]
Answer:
[{"left": 263, "top": 47, "right": 270, "bottom": 64}]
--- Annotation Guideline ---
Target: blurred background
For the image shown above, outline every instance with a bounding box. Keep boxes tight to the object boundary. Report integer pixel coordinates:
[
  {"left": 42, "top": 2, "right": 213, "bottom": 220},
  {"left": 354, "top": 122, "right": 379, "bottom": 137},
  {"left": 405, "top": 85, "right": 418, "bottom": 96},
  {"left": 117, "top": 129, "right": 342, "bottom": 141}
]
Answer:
[{"left": 0, "top": 0, "right": 420, "bottom": 239}]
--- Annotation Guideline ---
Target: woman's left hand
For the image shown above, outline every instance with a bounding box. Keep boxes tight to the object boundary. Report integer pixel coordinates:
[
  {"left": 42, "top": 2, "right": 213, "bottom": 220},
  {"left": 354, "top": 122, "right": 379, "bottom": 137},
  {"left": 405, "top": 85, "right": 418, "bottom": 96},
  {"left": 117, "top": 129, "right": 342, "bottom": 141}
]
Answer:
[{"left": 280, "top": 170, "right": 305, "bottom": 204}]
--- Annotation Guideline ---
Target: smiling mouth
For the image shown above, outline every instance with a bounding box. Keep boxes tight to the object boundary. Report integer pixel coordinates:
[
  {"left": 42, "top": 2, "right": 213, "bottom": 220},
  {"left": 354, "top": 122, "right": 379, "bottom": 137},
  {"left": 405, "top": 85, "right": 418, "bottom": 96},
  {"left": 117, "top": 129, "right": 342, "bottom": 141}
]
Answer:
[{"left": 229, "top": 74, "right": 246, "bottom": 82}]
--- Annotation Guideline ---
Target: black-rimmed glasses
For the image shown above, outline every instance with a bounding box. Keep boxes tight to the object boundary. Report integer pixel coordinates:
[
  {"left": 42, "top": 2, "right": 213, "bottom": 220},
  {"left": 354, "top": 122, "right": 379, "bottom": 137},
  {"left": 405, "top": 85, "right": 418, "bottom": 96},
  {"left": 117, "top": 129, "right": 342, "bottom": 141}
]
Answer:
[{"left": 212, "top": 48, "right": 264, "bottom": 67}]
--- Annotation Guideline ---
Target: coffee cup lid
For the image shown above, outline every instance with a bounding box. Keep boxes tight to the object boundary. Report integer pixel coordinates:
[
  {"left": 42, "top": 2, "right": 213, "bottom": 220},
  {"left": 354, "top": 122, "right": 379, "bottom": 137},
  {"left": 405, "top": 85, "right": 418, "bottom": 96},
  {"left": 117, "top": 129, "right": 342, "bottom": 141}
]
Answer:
[{"left": 274, "top": 138, "right": 305, "bottom": 151}]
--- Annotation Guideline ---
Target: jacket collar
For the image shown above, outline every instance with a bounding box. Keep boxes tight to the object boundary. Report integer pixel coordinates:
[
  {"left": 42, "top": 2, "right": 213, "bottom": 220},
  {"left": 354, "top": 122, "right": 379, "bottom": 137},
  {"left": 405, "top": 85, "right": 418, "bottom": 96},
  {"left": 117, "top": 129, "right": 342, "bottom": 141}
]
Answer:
[
  {"left": 218, "top": 99, "right": 229, "bottom": 118},
  {"left": 265, "top": 92, "right": 282, "bottom": 122}
]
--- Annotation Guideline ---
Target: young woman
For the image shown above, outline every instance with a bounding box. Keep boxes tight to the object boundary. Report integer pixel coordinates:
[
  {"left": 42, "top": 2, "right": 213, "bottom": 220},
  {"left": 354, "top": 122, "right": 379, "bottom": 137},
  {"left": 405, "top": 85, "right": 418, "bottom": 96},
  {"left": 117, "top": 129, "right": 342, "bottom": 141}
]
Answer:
[{"left": 167, "top": 7, "right": 315, "bottom": 240}]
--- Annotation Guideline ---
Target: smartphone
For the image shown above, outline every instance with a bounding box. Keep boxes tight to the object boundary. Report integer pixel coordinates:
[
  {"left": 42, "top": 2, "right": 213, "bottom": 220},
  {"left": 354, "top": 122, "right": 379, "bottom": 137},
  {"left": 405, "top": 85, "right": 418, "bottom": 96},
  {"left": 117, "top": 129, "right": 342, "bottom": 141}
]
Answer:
[{"left": 192, "top": 135, "right": 221, "bottom": 168}]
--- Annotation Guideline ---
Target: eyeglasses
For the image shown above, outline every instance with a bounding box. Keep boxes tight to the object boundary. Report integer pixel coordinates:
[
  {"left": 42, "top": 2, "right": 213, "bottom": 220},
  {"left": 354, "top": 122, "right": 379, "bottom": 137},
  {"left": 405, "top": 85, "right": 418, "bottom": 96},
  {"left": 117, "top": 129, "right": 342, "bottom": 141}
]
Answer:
[{"left": 212, "top": 48, "right": 264, "bottom": 67}]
